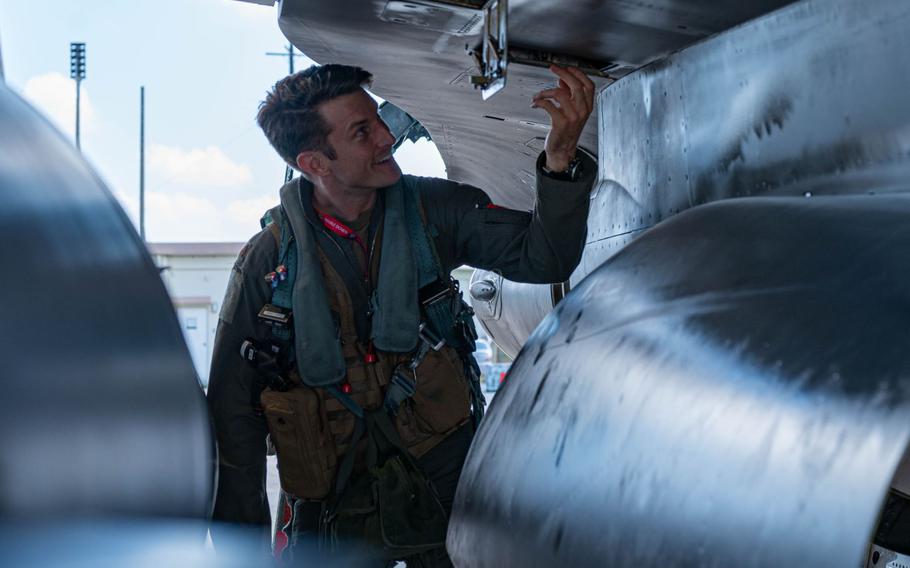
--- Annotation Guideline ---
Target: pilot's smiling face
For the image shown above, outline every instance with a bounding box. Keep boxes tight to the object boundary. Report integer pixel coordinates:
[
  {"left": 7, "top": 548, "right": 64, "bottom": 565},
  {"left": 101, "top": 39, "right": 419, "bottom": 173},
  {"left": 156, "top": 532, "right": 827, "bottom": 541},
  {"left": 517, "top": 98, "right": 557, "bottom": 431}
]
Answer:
[{"left": 319, "top": 89, "right": 402, "bottom": 191}]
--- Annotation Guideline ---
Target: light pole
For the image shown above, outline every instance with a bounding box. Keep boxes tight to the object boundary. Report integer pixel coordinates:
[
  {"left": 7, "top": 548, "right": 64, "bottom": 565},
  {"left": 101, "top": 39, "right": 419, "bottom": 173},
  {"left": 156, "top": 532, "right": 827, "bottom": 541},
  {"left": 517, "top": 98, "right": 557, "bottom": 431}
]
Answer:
[
  {"left": 140, "top": 86, "right": 146, "bottom": 241},
  {"left": 69, "top": 42, "right": 86, "bottom": 151}
]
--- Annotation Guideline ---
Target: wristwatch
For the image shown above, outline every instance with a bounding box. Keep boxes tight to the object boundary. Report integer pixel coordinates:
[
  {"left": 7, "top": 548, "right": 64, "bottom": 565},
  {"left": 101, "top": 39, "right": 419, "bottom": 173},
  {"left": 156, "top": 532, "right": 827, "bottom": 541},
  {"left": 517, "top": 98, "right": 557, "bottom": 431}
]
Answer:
[{"left": 539, "top": 152, "right": 583, "bottom": 182}]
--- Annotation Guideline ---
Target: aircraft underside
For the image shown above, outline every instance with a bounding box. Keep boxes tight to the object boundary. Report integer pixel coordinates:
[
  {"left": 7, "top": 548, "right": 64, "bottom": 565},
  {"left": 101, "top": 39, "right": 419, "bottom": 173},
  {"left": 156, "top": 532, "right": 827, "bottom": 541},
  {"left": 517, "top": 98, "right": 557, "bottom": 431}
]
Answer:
[
  {"left": 2, "top": 0, "right": 910, "bottom": 566},
  {"left": 275, "top": 0, "right": 910, "bottom": 565}
]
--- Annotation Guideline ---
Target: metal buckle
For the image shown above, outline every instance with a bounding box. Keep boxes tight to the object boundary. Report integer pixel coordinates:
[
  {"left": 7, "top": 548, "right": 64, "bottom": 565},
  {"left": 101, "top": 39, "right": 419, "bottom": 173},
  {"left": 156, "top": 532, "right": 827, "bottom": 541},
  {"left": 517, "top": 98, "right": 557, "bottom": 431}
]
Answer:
[
  {"left": 418, "top": 322, "right": 446, "bottom": 351},
  {"left": 420, "top": 278, "right": 454, "bottom": 308},
  {"left": 258, "top": 303, "right": 292, "bottom": 329}
]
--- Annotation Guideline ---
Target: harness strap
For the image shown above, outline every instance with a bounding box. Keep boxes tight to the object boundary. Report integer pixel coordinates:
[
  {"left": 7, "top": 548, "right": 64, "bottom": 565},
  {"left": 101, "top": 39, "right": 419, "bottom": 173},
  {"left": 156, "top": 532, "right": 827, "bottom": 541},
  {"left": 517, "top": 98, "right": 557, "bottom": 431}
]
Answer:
[
  {"left": 262, "top": 208, "right": 296, "bottom": 341},
  {"left": 382, "top": 339, "right": 430, "bottom": 415},
  {"left": 323, "top": 386, "right": 367, "bottom": 499},
  {"left": 325, "top": 393, "right": 422, "bottom": 501},
  {"left": 274, "top": 215, "right": 295, "bottom": 310},
  {"left": 332, "top": 417, "right": 365, "bottom": 497},
  {"left": 325, "top": 385, "right": 364, "bottom": 420},
  {"left": 384, "top": 368, "right": 417, "bottom": 416},
  {"left": 400, "top": 181, "right": 486, "bottom": 422}
]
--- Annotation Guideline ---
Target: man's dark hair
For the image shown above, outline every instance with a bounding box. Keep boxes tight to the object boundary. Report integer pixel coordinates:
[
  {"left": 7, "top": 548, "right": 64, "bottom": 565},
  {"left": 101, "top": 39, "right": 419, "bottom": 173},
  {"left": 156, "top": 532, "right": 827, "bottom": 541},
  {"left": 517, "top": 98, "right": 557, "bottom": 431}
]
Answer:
[{"left": 257, "top": 64, "right": 373, "bottom": 168}]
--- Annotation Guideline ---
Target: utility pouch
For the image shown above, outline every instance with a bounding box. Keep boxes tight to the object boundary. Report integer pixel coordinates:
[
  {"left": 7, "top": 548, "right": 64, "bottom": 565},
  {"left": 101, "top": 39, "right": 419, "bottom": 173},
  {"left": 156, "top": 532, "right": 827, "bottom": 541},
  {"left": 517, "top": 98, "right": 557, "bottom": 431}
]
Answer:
[
  {"left": 410, "top": 348, "right": 472, "bottom": 434},
  {"left": 261, "top": 387, "right": 337, "bottom": 499},
  {"left": 321, "top": 411, "right": 447, "bottom": 559}
]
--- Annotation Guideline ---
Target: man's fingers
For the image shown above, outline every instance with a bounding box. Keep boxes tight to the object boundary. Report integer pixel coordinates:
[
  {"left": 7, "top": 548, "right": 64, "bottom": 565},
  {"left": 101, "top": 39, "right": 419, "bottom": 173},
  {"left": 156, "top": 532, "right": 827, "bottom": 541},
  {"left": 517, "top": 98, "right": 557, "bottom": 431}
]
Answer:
[
  {"left": 533, "top": 87, "right": 576, "bottom": 116},
  {"left": 531, "top": 97, "right": 564, "bottom": 121},
  {"left": 548, "top": 66, "right": 596, "bottom": 116},
  {"left": 533, "top": 87, "right": 564, "bottom": 101},
  {"left": 549, "top": 65, "right": 583, "bottom": 95},
  {"left": 562, "top": 68, "right": 595, "bottom": 114},
  {"left": 566, "top": 66, "right": 596, "bottom": 94}
]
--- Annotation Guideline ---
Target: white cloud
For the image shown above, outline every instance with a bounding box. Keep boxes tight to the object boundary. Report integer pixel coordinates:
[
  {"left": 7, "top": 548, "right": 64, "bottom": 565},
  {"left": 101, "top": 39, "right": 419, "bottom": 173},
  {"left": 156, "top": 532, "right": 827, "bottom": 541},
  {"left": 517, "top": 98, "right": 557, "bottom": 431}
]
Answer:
[
  {"left": 114, "top": 188, "right": 275, "bottom": 242},
  {"left": 148, "top": 144, "right": 253, "bottom": 188},
  {"left": 22, "top": 72, "right": 96, "bottom": 138},
  {"left": 228, "top": 195, "right": 279, "bottom": 227}
]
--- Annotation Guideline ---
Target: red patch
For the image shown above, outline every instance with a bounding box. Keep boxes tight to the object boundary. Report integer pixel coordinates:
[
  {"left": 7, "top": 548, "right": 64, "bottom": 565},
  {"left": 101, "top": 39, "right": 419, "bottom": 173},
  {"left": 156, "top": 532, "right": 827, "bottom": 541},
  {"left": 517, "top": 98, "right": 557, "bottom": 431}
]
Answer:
[{"left": 273, "top": 530, "right": 289, "bottom": 561}]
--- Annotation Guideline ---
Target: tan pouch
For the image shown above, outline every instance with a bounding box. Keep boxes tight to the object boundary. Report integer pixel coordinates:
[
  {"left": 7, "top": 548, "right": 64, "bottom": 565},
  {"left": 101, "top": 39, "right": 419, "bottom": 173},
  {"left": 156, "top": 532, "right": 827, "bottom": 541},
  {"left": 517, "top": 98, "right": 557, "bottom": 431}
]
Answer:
[
  {"left": 261, "top": 387, "right": 337, "bottom": 500},
  {"left": 410, "top": 347, "right": 472, "bottom": 435}
]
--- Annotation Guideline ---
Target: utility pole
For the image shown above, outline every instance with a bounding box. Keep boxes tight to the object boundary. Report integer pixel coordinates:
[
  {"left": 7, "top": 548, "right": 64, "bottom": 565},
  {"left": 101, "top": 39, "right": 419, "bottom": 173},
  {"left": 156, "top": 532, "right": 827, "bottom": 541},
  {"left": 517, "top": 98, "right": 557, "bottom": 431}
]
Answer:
[
  {"left": 69, "top": 42, "right": 86, "bottom": 151},
  {"left": 266, "top": 44, "right": 305, "bottom": 183},
  {"left": 139, "top": 86, "right": 146, "bottom": 241},
  {"left": 266, "top": 43, "right": 303, "bottom": 75}
]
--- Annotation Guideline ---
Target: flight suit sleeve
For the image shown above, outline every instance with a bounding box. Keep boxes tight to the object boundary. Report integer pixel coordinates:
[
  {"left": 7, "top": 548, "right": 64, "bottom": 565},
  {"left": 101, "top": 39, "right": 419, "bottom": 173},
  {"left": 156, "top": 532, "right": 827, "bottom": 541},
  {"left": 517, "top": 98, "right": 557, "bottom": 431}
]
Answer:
[
  {"left": 206, "top": 228, "right": 278, "bottom": 549},
  {"left": 421, "top": 151, "right": 596, "bottom": 283}
]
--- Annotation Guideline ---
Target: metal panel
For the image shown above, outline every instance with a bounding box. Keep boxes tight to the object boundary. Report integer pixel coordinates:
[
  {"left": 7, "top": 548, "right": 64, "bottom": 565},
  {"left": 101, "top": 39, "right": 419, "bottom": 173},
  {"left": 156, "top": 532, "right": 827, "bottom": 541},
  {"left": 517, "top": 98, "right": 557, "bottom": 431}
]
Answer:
[
  {"left": 0, "top": 84, "right": 213, "bottom": 519},
  {"left": 582, "top": 0, "right": 910, "bottom": 280},
  {"left": 450, "top": 195, "right": 910, "bottom": 567}
]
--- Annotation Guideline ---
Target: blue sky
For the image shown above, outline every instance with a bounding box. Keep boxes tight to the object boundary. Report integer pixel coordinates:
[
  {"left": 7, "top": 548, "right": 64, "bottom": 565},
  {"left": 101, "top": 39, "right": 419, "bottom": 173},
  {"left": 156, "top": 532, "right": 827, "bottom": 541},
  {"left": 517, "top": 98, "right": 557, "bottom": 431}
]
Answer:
[{"left": 0, "top": 0, "right": 446, "bottom": 242}]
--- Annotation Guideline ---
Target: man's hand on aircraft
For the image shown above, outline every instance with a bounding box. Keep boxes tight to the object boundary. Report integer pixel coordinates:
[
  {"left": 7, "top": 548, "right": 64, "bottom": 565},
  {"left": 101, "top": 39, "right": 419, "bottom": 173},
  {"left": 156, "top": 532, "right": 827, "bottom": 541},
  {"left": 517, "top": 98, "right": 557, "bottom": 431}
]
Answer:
[{"left": 531, "top": 65, "right": 595, "bottom": 172}]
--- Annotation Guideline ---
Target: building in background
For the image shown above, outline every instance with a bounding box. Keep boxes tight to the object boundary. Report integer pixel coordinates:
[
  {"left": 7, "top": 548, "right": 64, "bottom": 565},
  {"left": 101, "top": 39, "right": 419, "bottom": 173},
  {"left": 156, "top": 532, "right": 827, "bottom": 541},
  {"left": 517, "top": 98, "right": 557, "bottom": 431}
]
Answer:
[
  {"left": 149, "top": 242, "right": 505, "bottom": 388},
  {"left": 149, "top": 242, "right": 243, "bottom": 387}
]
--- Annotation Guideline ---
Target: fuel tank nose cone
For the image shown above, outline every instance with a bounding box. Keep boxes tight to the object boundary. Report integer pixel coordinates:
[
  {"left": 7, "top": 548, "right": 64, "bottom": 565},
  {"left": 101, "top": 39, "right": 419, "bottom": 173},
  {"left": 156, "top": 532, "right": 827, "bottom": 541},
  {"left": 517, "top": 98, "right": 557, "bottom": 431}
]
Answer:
[{"left": 470, "top": 279, "right": 497, "bottom": 302}]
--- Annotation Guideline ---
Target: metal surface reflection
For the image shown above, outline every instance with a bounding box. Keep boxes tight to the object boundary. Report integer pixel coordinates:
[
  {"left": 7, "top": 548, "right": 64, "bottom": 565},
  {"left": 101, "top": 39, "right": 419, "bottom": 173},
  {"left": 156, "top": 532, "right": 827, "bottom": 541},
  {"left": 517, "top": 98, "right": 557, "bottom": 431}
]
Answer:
[
  {"left": 450, "top": 0, "right": 910, "bottom": 564},
  {"left": 0, "top": 82, "right": 213, "bottom": 519},
  {"left": 450, "top": 196, "right": 910, "bottom": 566}
]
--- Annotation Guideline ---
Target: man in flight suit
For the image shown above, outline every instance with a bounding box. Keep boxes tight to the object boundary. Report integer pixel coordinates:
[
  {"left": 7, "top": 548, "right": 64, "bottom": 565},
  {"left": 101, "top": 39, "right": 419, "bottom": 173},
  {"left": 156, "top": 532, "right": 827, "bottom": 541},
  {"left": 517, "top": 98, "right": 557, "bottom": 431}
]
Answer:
[{"left": 207, "top": 63, "right": 596, "bottom": 566}]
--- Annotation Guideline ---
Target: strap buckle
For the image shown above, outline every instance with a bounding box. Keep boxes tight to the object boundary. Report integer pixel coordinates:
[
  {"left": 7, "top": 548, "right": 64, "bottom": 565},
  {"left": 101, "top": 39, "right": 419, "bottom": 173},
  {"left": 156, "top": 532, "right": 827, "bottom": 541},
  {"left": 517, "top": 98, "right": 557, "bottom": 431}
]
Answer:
[
  {"left": 257, "top": 303, "right": 293, "bottom": 329},
  {"left": 419, "top": 278, "right": 457, "bottom": 309},
  {"left": 384, "top": 365, "right": 417, "bottom": 416},
  {"left": 418, "top": 322, "right": 446, "bottom": 351}
]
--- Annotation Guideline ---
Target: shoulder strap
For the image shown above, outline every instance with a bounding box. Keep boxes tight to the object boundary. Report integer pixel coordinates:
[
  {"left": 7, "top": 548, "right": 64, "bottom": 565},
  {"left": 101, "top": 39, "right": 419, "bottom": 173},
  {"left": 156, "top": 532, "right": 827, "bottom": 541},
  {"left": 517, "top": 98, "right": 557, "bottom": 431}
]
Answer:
[
  {"left": 260, "top": 205, "right": 296, "bottom": 340},
  {"left": 399, "top": 178, "right": 486, "bottom": 425},
  {"left": 401, "top": 178, "right": 445, "bottom": 288}
]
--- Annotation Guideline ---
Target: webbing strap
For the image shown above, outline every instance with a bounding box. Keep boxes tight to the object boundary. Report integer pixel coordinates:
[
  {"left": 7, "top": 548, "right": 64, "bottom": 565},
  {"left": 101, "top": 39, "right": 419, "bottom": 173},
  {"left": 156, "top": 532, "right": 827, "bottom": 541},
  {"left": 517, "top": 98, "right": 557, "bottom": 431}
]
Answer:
[
  {"left": 369, "top": 410, "right": 417, "bottom": 464},
  {"left": 401, "top": 180, "right": 486, "bottom": 422},
  {"left": 325, "top": 386, "right": 367, "bottom": 497},
  {"left": 333, "top": 418, "right": 365, "bottom": 497},
  {"left": 402, "top": 180, "right": 464, "bottom": 350},
  {"left": 383, "top": 369, "right": 416, "bottom": 415},
  {"left": 273, "top": 214, "right": 295, "bottom": 311},
  {"left": 328, "top": 405, "right": 419, "bottom": 500},
  {"left": 325, "top": 385, "right": 364, "bottom": 420},
  {"left": 261, "top": 207, "right": 296, "bottom": 342}
]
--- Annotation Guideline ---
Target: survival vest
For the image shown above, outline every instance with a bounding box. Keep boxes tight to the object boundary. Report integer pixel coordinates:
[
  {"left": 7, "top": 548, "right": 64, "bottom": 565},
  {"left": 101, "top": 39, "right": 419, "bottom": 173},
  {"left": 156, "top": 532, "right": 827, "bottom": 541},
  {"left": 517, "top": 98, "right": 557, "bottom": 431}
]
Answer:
[{"left": 249, "top": 176, "right": 485, "bottom": 502}]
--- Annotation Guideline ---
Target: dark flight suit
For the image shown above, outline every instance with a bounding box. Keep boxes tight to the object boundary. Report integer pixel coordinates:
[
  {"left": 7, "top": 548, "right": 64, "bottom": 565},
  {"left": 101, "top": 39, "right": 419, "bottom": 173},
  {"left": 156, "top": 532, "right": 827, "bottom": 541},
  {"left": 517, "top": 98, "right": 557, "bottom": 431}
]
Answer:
[{"left": 206, "top": 152, "right": 596, "bottom": 563}]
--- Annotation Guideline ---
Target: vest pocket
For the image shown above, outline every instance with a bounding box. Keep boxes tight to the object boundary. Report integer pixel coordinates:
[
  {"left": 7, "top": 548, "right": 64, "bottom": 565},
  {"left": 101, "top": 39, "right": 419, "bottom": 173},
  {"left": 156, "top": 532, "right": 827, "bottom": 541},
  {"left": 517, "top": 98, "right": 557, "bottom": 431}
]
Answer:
[
  {"left": 261, "top": 387, "right": 337, "bottom": 500},
  {"left": 410, "top": 348, "right": 472, "bottom": 435}
]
